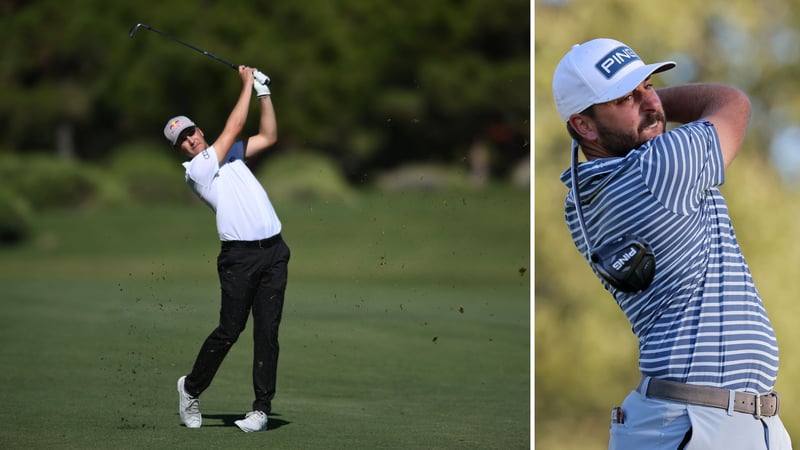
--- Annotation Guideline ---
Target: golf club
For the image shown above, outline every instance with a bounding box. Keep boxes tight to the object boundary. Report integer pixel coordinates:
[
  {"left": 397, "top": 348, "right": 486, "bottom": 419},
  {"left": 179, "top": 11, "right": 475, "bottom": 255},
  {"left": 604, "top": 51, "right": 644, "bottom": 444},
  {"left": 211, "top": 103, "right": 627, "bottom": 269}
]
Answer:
[{"left": 129, "top": 23, "right": 270, "bottom": 85}]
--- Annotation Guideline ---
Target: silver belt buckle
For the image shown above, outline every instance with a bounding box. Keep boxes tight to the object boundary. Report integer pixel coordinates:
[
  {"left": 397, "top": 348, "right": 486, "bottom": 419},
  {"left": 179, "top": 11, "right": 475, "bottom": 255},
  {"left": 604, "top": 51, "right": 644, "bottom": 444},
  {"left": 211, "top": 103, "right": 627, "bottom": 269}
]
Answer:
[
  {"left": 757, "top": 391, "right": 781, "bottom": 418},
  {"left": 754, "top": 393, "right": 762, "bottom": 419}
]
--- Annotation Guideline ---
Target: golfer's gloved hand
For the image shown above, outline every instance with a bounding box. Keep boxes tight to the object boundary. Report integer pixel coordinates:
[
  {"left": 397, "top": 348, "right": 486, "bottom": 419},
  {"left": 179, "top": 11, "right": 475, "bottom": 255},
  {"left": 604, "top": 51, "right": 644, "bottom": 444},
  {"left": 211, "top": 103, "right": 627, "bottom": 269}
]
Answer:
[
  {"left": 254, "top": 78, "right": 271, "bottom": 97},
  {"left": 253, "top": 70, "right": 271, "bottom": 85},
  {"left": 253, "top": 69, "right": 271, "bottom": 97}
]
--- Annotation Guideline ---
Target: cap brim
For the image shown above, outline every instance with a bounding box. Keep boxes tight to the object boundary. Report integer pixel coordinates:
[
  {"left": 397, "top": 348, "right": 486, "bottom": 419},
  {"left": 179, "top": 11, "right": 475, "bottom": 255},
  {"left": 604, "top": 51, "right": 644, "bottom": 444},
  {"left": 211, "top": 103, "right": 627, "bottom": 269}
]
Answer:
[
  {"left": 595, "top": 61, "right": 676, "bottom": 105},
  {"left": 173, "top": 126, "right": 196, "bottom": 147}
]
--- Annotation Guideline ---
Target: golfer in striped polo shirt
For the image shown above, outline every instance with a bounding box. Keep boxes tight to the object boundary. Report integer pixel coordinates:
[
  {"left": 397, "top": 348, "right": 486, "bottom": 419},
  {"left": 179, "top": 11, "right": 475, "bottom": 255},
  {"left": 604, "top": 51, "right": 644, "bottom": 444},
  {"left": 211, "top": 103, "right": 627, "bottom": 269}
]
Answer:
[{"left": 553, "top": 38, "right": 791, "bottom": 449}]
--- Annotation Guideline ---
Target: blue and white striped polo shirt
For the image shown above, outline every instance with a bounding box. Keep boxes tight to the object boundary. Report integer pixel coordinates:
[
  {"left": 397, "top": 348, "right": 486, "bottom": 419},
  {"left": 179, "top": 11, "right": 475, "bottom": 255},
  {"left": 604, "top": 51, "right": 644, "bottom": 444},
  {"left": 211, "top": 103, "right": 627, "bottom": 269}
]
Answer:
[{"left": 560, "top": 120, "right": 779, "bottom": 394}]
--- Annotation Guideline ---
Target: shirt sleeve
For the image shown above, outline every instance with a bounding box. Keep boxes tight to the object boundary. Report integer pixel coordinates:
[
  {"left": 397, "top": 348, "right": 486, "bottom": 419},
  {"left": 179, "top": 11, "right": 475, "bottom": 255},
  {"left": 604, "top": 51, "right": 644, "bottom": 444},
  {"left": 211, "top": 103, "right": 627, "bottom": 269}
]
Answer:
[
  {"left": 185, "top": 147, "right": 220, "bottom": 186},
  {"left": 639, "top": 121, "right": 725, "bottom": 216}
]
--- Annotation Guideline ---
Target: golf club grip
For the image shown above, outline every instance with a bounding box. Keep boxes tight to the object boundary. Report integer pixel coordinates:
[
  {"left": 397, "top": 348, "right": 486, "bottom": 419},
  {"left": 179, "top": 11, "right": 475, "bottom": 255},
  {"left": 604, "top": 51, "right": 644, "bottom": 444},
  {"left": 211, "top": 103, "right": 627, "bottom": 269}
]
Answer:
[{"left": 253, "top": 70, "right": 271, "bottom": 86}]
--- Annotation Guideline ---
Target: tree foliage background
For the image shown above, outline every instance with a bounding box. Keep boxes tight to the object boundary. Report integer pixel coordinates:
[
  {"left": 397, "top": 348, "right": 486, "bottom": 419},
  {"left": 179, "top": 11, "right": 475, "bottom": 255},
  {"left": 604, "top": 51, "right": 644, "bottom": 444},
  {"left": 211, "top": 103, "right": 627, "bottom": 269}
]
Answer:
[
  {"left": 536, "top": 0, "right": 800, "bottom": 447},
  {"left": 0, "top": 0, "right": 530, "bottom": 182}
]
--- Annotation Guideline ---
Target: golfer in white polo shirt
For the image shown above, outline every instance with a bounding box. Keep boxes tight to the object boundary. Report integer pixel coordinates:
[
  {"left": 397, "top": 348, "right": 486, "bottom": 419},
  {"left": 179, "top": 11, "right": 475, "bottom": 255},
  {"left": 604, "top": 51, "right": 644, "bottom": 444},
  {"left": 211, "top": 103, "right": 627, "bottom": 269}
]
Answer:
[{"left": 165, "top": 65, "right": 289, "bottom": 433}]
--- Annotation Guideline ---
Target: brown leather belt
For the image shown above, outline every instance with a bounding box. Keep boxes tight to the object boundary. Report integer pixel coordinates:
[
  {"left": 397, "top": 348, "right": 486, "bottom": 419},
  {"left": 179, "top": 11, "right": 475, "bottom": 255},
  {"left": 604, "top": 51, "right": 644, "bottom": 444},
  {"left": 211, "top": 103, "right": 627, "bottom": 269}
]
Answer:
[{"left": 638, "top": 377, "right": 780, "bottom": 418}]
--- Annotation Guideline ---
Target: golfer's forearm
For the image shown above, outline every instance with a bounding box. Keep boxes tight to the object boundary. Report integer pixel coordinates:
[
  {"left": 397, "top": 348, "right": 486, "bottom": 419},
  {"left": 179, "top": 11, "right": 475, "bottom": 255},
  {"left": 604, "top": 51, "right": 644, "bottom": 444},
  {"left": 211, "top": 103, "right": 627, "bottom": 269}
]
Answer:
[
  {"left": 224, "top": 86, "right": 252, "bottom": 135},
  {"left": 659, "top": 83, "right": 751, "bottom": 168},
  {"left": 211, "top": 86, "right": 252, "bottom": 164},
  {"left": 657, "top": 84, "right": 749, "bottom": 125},
  {"left": 258, "top": 96, "right": 277, "bottom": 146}
]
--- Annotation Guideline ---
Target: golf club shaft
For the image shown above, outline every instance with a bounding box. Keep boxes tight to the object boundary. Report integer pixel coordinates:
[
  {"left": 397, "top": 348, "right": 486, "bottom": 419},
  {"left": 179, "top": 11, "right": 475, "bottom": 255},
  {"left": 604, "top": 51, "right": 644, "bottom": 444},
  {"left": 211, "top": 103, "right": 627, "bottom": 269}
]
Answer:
[{"left": 130, "top": 23, "right": 270, "bottom": 85}]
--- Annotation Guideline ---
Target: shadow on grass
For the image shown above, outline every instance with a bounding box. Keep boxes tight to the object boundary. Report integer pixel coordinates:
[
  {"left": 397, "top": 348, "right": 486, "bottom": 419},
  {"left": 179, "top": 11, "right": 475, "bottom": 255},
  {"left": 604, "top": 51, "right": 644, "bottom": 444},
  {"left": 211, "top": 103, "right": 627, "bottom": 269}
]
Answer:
[{"left": 200, "top": 412, "right": 291, "bottom": 430}]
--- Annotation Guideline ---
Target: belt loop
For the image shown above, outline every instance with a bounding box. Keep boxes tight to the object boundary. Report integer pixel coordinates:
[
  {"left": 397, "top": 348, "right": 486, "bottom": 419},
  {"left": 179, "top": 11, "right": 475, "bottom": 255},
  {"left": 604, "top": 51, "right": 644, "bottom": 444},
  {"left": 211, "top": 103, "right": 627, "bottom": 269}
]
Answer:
[
  {"left": 637, "top": 376, "right": 651, "bottom": 397},
  {"left": 727, "top": 390, "right": 735, "bottom": 416}
]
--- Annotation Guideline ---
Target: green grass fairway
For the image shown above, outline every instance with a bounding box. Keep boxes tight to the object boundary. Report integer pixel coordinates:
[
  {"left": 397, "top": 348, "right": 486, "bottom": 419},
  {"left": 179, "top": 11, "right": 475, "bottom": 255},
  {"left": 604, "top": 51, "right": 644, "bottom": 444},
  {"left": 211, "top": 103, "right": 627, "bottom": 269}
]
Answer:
[{"left": 0, "top": 187, "right": 530, "bottom": 449}]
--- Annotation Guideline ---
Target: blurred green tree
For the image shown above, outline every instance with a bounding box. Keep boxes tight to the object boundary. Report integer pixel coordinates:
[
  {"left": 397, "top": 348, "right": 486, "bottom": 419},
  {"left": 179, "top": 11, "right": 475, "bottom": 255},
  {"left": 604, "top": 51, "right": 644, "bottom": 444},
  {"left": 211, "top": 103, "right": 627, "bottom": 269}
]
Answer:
[{"left": 0, "top": 0, "right": 530, "bottom": 181}]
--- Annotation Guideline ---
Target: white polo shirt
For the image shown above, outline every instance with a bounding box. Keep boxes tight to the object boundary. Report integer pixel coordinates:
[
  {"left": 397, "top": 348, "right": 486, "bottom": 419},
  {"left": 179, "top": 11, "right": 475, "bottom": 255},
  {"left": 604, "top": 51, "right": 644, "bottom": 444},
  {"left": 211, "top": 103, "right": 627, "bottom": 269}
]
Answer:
[{"left": 183, "top": 141, "right": 281, "bottom": 241}]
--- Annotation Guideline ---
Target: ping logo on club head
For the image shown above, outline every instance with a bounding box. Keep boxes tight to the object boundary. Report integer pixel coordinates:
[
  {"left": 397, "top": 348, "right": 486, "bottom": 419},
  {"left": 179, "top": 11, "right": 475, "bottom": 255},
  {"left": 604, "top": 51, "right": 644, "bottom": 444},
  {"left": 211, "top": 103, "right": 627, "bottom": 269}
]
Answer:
[
  {"left": 595, "top": 46, "right": 641, "bottom": 80},
  {"left": 611, "top": 246, "right": 637, "bottom": 271}
]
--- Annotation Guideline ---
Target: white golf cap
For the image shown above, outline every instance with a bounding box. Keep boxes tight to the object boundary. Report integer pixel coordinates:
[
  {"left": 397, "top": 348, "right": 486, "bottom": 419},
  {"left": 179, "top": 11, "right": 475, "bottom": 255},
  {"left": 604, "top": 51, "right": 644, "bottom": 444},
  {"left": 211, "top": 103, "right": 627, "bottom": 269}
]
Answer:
[
  {"left": 552, "top": 38, "right": 676, "bottom": 122},
  {"left": 164, "top": 115, "right": 196, "bottom": 146}
]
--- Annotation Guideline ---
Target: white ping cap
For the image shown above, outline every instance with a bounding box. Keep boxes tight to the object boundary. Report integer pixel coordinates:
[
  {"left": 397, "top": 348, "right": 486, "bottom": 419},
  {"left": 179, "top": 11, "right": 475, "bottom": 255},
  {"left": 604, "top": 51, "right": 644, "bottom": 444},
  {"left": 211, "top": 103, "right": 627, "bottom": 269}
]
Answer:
[{"left": 552, "top": 38, "right": 676, "bottom": 122}]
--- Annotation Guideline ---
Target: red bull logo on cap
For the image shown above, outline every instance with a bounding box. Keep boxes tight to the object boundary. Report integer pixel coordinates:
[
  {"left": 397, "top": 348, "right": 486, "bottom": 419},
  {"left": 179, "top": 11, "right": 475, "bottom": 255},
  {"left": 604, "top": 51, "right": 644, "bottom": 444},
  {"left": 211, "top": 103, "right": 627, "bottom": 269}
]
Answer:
[
  {"left": 595, "top": 46, "right": 641, "bottom": 80},
  {"left": 169, "top": 119, "right": 182, "bottom": 131}
]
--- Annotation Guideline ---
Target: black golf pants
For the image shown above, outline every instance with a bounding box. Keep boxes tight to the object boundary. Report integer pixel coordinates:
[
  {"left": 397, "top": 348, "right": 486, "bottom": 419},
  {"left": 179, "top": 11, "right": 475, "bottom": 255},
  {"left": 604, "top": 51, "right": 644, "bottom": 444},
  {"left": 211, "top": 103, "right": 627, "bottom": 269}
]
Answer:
[{"left": 184, "top": 235, "right": 290, "bottom": 415}]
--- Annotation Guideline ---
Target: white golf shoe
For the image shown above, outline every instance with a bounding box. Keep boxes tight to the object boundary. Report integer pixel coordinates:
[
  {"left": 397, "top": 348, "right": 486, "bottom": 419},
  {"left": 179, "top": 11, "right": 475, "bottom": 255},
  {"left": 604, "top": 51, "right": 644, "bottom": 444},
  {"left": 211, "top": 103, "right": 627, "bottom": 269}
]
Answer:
[
  {"left": 177, "top": 376, "right": 201, "bottom": 428},
  {"left": 235, "top": 410, "right": 268, "bottom": 432}
]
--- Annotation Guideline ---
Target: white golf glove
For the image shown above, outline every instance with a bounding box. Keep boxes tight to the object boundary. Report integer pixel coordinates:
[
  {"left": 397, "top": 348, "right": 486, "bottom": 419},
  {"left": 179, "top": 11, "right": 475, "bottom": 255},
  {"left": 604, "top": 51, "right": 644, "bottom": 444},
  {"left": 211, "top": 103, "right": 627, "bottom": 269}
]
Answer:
[
  {"left": 254, "top": 70, "right": 271, "bottom": 85},
  {"left": 254, "top": 79, "right": 271, "bottom": 97},
  {"left": 253, "top": 70, "right": 271, "bottom": 97}
]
